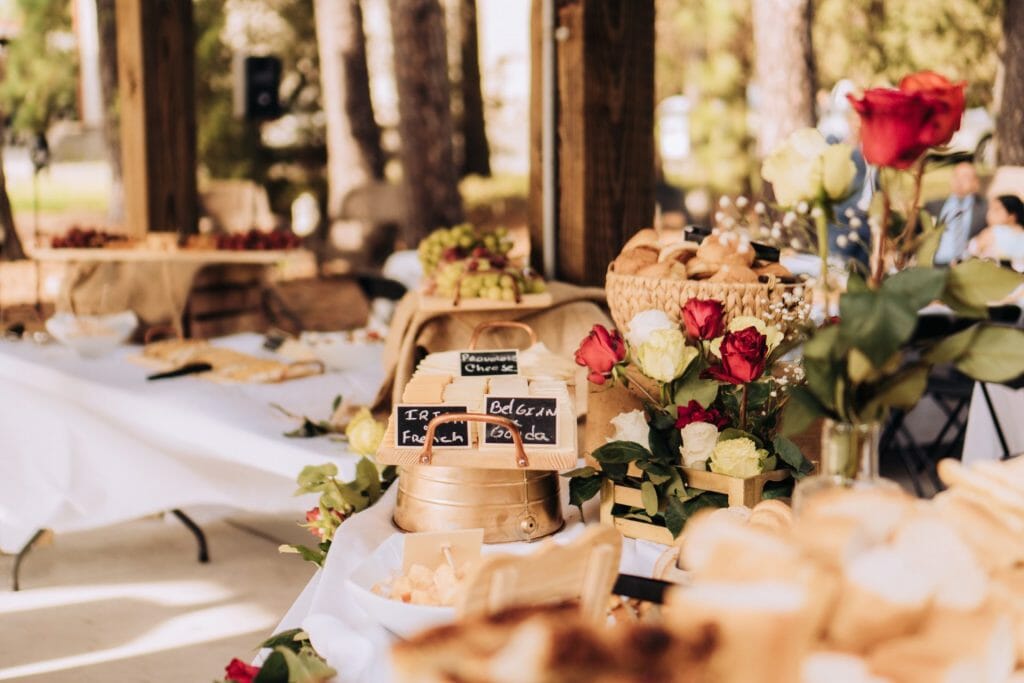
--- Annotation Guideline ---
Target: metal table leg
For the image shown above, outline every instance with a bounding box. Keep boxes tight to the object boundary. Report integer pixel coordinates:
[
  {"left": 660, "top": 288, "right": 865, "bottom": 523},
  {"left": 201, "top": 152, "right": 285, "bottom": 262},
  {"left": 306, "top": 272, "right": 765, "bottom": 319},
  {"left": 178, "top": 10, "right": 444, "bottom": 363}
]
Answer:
[
  {"left": 171, "top": 509, "right": 210, "bottom": 563},
  {"left": 11, "top": 529, "right": 45, "bottom": 591},
  {"left": 979, "top": 383, "right": 1012, "bottom": 460}
]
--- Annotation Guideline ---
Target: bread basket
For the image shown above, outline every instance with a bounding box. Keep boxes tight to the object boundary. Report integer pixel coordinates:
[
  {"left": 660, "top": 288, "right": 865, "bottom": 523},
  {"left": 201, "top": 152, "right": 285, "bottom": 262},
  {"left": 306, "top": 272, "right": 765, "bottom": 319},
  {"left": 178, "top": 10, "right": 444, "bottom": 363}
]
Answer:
[{"left": 605, "top": 264, "right": 811, "bottom": 335}]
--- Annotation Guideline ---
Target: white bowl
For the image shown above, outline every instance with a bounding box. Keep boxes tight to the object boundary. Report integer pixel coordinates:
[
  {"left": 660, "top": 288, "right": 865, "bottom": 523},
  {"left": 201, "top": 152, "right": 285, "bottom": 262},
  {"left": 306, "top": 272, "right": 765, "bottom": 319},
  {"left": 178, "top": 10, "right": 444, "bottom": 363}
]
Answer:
[
  {"left": 45, "top": 311, "right": 138, "bottom": 358},
  {"left": 346, "top": 533, "right": 455, "bottom": 639},
  {"left": 345, "top": 529, "right": 585, "bottom": 639}
]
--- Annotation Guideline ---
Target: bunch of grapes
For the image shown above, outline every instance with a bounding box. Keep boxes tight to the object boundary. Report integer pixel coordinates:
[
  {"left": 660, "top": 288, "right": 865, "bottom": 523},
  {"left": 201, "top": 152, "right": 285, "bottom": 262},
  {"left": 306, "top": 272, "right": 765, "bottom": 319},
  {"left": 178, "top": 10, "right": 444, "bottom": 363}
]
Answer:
[
  {"left": 52, "top": 227, "right": 128, "bottom": 249},
  {"left": 418, "top": 224, "right": 514, "bottom": 276},
  {"left": 215, "top": 229, "right": 302, "bottom": 251},
  {"left": 432, "top": 259, "right": 546, "bottom": 303}
]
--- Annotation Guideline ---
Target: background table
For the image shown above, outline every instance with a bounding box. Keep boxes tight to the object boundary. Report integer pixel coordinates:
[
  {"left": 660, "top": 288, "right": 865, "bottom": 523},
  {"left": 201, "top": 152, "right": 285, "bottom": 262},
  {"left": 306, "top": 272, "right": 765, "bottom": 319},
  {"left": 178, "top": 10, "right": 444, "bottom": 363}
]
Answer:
[
  {"left": 0, "top": 333, "right": 383, "bottom": 554},
  {"left": 962, "top": 382, "right": 1024, "bottom": 463}
]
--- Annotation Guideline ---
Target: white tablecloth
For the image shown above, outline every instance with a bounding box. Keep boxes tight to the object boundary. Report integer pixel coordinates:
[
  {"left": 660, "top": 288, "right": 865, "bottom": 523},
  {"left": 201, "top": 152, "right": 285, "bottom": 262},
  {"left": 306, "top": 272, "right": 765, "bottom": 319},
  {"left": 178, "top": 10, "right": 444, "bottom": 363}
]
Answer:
[
  {"left": 271, "top": 488, "right": 667, "bottom": 683},
  {"left": 0, "top": 333, "right": 384, "bottom": 552},
  {"left": 962, "top": 382, "right": 1024, "bottom": 464}
]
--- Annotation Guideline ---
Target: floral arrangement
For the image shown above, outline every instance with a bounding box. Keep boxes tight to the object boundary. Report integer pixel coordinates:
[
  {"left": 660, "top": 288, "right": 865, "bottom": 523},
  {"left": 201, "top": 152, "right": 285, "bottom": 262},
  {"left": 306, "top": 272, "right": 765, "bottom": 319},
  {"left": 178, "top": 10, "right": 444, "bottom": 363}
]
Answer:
[
  {"left": 774, "top": 72, "right": 1024, "bottom": 434},
  {"left": 568, "top": 299, "right": 812, "bottom": 537},
  {"left": 220, "top": 629, "right": 334, "bottom": 683}
]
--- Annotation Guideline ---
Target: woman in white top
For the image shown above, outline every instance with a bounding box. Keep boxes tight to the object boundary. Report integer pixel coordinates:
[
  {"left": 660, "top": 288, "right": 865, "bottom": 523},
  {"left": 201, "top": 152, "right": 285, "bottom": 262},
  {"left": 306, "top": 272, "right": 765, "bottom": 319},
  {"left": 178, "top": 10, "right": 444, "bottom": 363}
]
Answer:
[{"left": 969, "top": 194, "right": 1024, "bottom": 263}]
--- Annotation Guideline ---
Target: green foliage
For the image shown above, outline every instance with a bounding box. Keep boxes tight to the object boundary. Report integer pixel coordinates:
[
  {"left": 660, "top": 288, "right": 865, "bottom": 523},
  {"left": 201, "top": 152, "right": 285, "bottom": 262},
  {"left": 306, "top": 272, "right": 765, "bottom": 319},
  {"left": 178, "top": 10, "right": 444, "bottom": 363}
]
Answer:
[
  {"left": 246, "top": 630, "right": 335, "bottom": 683},
  {"left": 0, "top": 0, "right": 78, "bottom": 133}
]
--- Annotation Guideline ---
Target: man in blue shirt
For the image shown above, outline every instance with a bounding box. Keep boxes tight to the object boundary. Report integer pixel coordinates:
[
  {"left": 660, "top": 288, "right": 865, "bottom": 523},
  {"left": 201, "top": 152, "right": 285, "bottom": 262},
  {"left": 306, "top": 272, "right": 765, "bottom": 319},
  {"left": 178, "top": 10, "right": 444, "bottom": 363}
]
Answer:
[{"left": 926, "top": 162, "right": 988, "bottom": 265}]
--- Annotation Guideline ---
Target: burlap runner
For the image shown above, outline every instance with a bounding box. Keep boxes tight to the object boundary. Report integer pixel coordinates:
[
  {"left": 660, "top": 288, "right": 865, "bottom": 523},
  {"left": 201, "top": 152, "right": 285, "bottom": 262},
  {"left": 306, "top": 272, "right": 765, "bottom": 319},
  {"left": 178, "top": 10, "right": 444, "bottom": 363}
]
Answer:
[{"left": 373, "top": 281, "right": 611, "bottom": 411}]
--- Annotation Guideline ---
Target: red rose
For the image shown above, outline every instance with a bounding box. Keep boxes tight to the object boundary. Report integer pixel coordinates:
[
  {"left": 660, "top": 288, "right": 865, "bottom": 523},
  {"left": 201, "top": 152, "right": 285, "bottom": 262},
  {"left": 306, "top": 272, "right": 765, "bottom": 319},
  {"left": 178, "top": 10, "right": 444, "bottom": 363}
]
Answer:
[
  {"left": 682, "top": 299, "right": 725, "bottom": 340},
  {"left": 675, "top": 400, "right": 729, "bottom": 429},
  {"left": 847, "top": 71, "right": 966, "bottom": 169},
  {"left": 898, "top": 71, "right": 965, "bottom": 148},
  {"left": 702, "top": 327, "right": 767, "bottom": 384},
  {"left": 225, "top": 658, "right": 260, "bottom": 683},
  {"left": 574, "top": 324, "right": 626, "bottom": 385}
]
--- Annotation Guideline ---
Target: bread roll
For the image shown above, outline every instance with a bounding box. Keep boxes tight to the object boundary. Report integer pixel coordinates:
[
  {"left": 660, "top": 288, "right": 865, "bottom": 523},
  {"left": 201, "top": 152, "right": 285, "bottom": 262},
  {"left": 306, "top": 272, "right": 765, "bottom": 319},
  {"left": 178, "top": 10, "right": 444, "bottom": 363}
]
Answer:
[
  {"left": 755, "top": 262, "right": 794, "bottom": 279},
  {"left": 801, "top": 651, "right": 887, "bottom": 683},
  {"left": 622, "top": 228, "right": 659, "bottom": 251},
  {"left": 891, "top": 515, "right": 988, "bottom": 611},
  {"left": 613, "top": 246, "right": 659, "bottom": 274},
  {"left": 636, "top": 261, "right": 675, "bottom": 279},
  {"left": 710, "top": 264, "right": 759, "bottom": 283},
  {"left": 826, "top": 547, "right": 933, "bottom": 652},
  {"left": 680, "top": 510, "right": 801, "bottom": 581},
  {"left": 665, "top": 581, "right": 813, "bottom": 683},
  {"left": 658, "top": 242, "right": 700, "bottom": 264},
  {"left": 749, "top": 499, "right": 794, "bottom": 534},
  {"left": 669, "top": 261, "right": 689, "bottom": 280},
  {"left": 685, "top": 258, "right": 717, "bottom": 278},
  {"left": 868, "top": 607, "right": 1015, "bottom": 683}
]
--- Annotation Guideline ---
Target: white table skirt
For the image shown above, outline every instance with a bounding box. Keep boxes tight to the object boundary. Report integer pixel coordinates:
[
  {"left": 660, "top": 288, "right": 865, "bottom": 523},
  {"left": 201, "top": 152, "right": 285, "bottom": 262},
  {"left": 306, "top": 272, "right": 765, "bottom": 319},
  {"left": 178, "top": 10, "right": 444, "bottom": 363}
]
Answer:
[
  {"left": 962, "top": 382, "right": 1024, "bottom": 464},
  {"left": 0, "top": 333, "right": 384, "bottom": 552},
  {"left": 271, "top": 487, "right": 668, "bottom": 683}
]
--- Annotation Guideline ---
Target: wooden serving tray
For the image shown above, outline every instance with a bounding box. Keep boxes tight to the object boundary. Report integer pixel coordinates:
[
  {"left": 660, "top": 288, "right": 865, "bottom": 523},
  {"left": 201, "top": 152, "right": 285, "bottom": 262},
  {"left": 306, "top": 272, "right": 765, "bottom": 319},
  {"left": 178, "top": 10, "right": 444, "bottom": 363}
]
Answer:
[{"left": 376, "top": 410, "right": 578, "bottom": 471}]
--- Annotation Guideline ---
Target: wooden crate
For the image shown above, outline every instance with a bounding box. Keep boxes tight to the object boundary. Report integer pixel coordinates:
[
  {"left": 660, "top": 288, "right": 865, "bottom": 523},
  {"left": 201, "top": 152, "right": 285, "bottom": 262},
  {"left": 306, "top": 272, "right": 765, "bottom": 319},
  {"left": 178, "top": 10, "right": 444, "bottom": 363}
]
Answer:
[{"left": 598, "top": 467, "right": 792, "bottom": 546}]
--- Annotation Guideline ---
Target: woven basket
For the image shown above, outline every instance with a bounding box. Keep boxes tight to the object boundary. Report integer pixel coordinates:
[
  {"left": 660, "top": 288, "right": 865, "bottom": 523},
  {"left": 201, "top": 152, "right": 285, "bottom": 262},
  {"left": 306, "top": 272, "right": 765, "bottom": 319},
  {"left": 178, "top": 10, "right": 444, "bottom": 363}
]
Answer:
[{"left": 605, "top": 265, "right": 810, "bottom": 335}]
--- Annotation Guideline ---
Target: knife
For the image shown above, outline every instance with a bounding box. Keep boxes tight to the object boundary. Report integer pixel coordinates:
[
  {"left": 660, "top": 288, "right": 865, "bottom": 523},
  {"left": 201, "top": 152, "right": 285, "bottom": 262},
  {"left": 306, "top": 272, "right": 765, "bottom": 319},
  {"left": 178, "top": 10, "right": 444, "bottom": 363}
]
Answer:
[{"left": 147, "top": 362, "right": 213, "bottom": 381}]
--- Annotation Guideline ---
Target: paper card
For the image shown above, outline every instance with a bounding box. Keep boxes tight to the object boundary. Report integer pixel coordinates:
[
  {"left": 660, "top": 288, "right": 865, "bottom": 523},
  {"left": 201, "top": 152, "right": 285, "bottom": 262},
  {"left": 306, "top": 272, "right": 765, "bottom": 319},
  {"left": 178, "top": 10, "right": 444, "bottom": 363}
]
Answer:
[
  {"left": 394, "top": 405, "right": 471, "bottom": 448},
  {"left": 482, "top": 395, "right": 559, "bottom": 447},
  {"left": 459, "top": 349, "right": 519, "bottom": 377},
  {"left": 402, "top": 529, "right": 485, "bottom": 572}
]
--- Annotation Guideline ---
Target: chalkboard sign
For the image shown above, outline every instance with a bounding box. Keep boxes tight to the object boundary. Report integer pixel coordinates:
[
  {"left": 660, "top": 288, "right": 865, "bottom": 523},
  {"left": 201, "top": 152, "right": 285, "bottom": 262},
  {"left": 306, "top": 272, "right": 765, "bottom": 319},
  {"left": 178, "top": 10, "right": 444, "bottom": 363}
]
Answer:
[
  {"left": 459, "top": 350, "right": 519, "bottom": 377},
  {"left": 483, "top": 396, "right": 559, "bottom": 446},
  {"left": 395, "top": 405, "right": 471, "bottom": 448}
]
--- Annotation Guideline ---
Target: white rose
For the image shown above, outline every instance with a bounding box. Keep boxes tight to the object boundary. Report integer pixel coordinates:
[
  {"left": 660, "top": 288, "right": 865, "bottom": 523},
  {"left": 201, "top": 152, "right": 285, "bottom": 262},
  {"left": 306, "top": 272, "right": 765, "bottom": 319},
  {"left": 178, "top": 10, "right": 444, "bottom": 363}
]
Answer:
[
  {"left": 710, "top": 316, "right": 784, "bottom": 356},
  {"left": 710, "top": 437, "right": 772, "bottom": 478},
  {"left": 608, "top": 410, "right": 650, "bottom": 447},
  {"left": 822, "top": 142, "right": 857, "bottom": 201},
  {"left": 626, "top": 309, "right": 676, "bottom": 348},
  {"left": 633, "top": 329, "right": 698, "bottom": 383},
  {"left": 680, "top": 422, "right": 719, "bottom": 469},
  {"left": 761, "top": 128, "right": 857, "bottom": 207}
]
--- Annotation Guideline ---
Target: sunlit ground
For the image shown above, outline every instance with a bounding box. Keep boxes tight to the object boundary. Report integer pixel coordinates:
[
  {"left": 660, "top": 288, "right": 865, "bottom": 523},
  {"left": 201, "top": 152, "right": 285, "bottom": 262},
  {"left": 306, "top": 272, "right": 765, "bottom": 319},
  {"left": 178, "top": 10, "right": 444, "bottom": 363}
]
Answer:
[{"left": 0, "top": 515, "right": 315, "bottom": 682}]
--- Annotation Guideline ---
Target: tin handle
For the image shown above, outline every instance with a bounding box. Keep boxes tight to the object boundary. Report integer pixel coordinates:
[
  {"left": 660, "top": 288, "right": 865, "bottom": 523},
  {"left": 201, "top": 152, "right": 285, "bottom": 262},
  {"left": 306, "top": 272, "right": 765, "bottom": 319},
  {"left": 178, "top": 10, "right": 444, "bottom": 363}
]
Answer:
[
  {"left": 420, "top": 412, "right": 530, "bottom": 468},
  {"left": 468, "top": 321, "right": 537, "bottom": 349}
]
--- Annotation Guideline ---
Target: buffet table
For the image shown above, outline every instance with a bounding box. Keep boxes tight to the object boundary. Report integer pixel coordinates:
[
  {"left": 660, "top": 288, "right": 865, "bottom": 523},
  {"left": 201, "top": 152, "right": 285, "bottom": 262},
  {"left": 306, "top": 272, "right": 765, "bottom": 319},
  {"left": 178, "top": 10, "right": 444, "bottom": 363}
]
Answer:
[
  {"left": 0, "top": 333, "right": 382, "bottom": 555},
  {"left": 268, "top": 488, "right": 665, "bottom": 683}
]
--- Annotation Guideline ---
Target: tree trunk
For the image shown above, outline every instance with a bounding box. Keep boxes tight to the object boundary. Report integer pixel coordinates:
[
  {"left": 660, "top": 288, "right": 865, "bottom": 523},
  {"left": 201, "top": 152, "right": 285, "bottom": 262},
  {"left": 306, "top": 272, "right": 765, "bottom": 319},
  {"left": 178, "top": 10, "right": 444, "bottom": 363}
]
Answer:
[
  {"left": 998, "top": 0, "right": 1024, "bottom": 165},
  {"left": 458, "top": 0, "right": 490, "bottom": 177},
  {"left": 389, "top": 0, "right": 463, "bottom": 243},
  {"left": 0, "top": 115, "right": 25, "bottom": 261},
  {"left": 95, "top": 0, "right": 123, "bottom": 223},
  {"left": 751, "top": 0, "right": 816, "bottom": 157},
  {"left": 313, "top": 0, "right": 385, "bottom": 225}
]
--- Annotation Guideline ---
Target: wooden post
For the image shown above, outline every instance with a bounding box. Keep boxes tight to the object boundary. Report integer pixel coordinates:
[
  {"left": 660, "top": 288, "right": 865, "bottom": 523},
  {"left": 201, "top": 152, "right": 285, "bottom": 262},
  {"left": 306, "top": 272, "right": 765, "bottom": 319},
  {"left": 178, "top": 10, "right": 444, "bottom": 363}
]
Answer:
[
  {"left": 528, "top": 0, "right": 655, "bottom": 286},
  {"left": 115, "top": 0, "right": 197, "bottom": 237}
]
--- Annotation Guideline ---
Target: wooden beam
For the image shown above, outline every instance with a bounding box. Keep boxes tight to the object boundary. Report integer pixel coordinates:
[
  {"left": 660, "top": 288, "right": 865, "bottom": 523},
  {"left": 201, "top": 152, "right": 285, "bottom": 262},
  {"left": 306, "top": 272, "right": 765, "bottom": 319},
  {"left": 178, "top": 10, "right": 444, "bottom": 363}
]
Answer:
[
  {"left": 115, "top": 0, "right": 197, "bottom": 237},
  {"left": 529, "top": 0, "right": 655, "bottom": 286}
]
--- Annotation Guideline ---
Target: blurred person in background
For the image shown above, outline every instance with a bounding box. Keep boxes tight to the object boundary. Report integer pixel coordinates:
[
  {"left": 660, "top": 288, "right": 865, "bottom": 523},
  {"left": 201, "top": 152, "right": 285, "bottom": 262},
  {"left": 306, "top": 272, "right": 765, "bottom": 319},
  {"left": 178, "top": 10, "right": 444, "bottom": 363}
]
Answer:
[
  {"left": 926, "top": 162, "right": 988, "bottom": 265},
  {"left": 969, "top": 194, "right": 1024, "bottom": 262}
]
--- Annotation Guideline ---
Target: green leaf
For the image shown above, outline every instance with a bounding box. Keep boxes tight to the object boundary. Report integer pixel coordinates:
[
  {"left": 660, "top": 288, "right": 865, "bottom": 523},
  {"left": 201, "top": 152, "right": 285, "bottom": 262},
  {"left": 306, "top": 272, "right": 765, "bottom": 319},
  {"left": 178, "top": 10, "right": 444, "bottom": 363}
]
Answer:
[
  {"left": 295, "top": 463, "right": 339, "bottom": 492},
  {"left": 803, "top": 323, "right": 842, "bottom": 361},
  {"left": 282, "top": 544, "right": 328, "bottom": 567},
  {"left": 846, "top": 271, "right": 869, "bottom": 293},
  {"left": 568, "top": 473, "right": 603, "bottom": 513},
  {"left": 781, "top": 386, "right": 828, "bottom": 437},
  {"left": 277, "top": 646, "right": 336, "bottom": 683},
  {"left": 640, "top": 481, "right": 659, "bottom": 516},
  {"left": 355, "top": 457, "right": 382, "bottom": 505},
  {"left": 622, "top": 510, "right": 653, "bottom": 523},
  {"left": 253, "top": 650, "right": 289, "bottom": 683},
  {"left": 673, "top": 373, "right": 720, "bottom": 407},
  {"left": 259, "top": 629, "right": 308, "bottom": 653},
  {"left": 944, "top": 260, "right": 1024, "bottom": 315},
  {"left": 682, "top": 491, "right": 729, "bottom": 518},
  {"left": 954, "top": 325, "right": 1024, "bottom": 382},
  {"left": 839, "top": 289, "right": 919, "bottom": 367},
  {"left": 868, "top": 365, "right": 930, "bottom": 413},
  {"left": 562, "top": 466, "right": 598, "bottom": 478},
  {"left": 592, "top": 440, "right": 652, "bottom": 464},
  {"left": 745, "top": 381, "right": 772, "bottom": 410},
  {"left": 636, "top": 460, "right": 674, "bottom": 485},
  {"left": 915, "top": 213, "right": 943, "bottom": 266},
  {"left": 331, "top": 395, "right": 343, "bottom": 411},
  {"left": 925, "top": 324, "right": 979, "bottom": 364},
  {"left": 285, "top": 418, "right": 332, "bottom": 439},
  {"left": 665, "top": 497, "right": 687, "bottom": 538},
  {"left": 846, "top": 348, "right": 878, "bottom": 384},
  {"left": 802, "top": 356, "right": 839, "bottom": 410},
  {"left": 648, "top": 425, "right": 676, "bottom": 464},
  {"left": 773, "top": 435, "right": 813, "bottom": 476},
  {"left": 882, "top": 267, "right": 948, "bottom": 311},
  {"left": 649, "top": 410, "right": 677, "bottom": 431}
]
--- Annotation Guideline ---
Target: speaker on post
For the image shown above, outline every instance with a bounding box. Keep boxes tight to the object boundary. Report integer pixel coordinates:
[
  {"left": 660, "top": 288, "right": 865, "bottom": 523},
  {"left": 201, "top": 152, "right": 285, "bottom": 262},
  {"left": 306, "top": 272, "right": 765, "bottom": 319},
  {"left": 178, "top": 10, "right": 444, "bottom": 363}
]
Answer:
[{"left": 233, "top": 55, "right": 282, "bottom": 121}]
